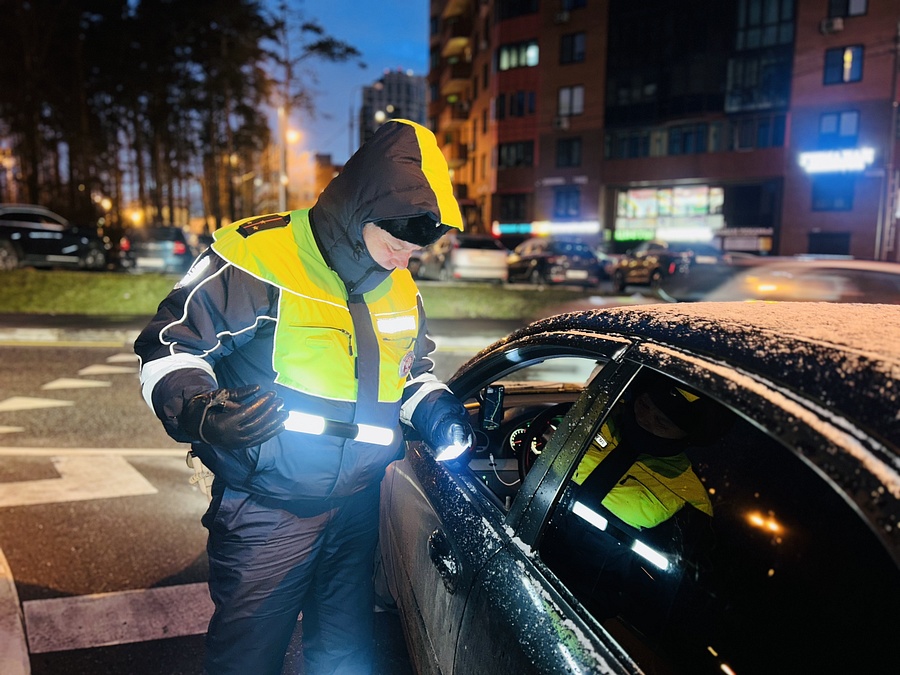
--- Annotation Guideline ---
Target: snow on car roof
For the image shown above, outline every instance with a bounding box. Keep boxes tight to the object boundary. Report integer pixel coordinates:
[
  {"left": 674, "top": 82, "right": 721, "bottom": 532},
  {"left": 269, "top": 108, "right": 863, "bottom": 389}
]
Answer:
[{"left": 517, "top": 302, "right": 900, "bottom": 453}]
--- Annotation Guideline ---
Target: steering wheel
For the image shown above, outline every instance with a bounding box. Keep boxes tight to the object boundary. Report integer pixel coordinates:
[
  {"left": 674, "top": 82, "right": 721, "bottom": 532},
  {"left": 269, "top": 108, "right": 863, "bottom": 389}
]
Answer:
[{"left": 517, "top": 402, "right": 573, "bottom": 480}]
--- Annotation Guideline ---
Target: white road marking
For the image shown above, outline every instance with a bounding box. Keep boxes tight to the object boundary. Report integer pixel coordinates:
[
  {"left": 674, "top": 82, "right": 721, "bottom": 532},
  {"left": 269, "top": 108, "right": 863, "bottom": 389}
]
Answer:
[
  {"left": 0, "top": 447, "right": 185, "bottom": 457},
  {"left": 23, "top": 582, "right": 213, "bottom": 653},
  {"left": 0, "top": 426, "right": 24, "bottom": 434},
  {"left": 0, "top": 548, "right": 29, "bottom": 675},
  {"left": 106, "top": 353, "right": 138, "bottom": 363},
  {"left": 41, "top": 378, "right": 111, "bottom": 390},
  {"left": 77, "top": 364, "right": 136, "bottom": 375},
  {"left": 0, "top": 396, "right": 73, "bottom": 412},
  {"left": 0, "top": 455, "right": 158, "bottom": 507}
]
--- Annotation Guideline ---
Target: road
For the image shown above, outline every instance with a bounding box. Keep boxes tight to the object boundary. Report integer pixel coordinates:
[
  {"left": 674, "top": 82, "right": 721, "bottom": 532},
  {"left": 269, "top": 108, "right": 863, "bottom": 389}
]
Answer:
[{"left": 0, "top": 329, "right": 507, "bottom": 675}]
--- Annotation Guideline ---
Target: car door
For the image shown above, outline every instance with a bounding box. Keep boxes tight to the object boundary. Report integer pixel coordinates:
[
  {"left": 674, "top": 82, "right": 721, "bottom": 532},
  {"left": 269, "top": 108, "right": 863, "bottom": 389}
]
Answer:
[
  {"left": 524, "top": 342, "right": 900, "bottom": 675},
  {"left": 445, "top": 334, "right": 642, "bottom": 673},
  {"left": 506, "top": 240, "right": 530, "bottom": 281}
]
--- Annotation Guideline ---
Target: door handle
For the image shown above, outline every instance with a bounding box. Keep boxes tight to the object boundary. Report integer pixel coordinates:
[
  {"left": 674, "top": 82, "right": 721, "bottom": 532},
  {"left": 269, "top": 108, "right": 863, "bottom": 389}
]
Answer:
[{"left": 428, "top": 528, "right": 459, "bottom": 594}]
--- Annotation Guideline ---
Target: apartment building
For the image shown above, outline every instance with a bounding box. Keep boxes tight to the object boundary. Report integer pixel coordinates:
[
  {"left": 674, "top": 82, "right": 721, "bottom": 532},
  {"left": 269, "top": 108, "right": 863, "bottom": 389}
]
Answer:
[
  {"left": 357, "top": 69, "right": 428, "bottom": 148},
  {"left": 429, "top": 0, "right": 900, "bottom": 261}
]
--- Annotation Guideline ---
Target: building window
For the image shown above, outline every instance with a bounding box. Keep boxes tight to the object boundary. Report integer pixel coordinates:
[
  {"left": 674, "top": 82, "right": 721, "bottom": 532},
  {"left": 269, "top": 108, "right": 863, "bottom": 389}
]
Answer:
[
  {"left": 562, "top": 0, "right": 586, "bottom": 9},
  {"left": 819, "top": 110, "right": 859, "bottom": 149},
  {"left": 554, "top": 186, "right": 581, "bottom": 218},
  {"left": 736, "top": 0, "right": 795, "bottom": 50},
  {"left": 812, "top": 175, "right": 854, "bottom": 210},
  {"left": 500, "top": 194, "right": 528, "bottom": 221},
  {"left": 829, "top": 0, "right": 867, "bottom": 17},
  {"left": 508, "top": 91, "right": 536, "bottom": 117},
  {"left": 824, "top": 46, "right": 864, "bottom": 84},
  {"left": 498, "top": 0, "right": 538, "bottom": 20},
  {"left": 496, "top": 94, "right": 506, "bottom": 120},
  {"left": 556, "top": 138, "right": 582, "bottom": 167},
  {"left": 498, "top": 40, "right": 540, "bottom": 71},
  {"left": 498, "top": 141, "right": 534, "bottom": 168},
  {"left": 558, "top": 85, "right": 585, "bottom": 116},
  {"left": 560, "top": 33, "right": 586, "bottom": 64}
]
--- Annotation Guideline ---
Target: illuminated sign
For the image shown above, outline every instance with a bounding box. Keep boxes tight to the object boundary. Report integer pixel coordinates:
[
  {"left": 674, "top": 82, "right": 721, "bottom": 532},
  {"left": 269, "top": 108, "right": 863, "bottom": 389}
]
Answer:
[{"left": 798, "top": 147, "right": 875, "bottom": 173}]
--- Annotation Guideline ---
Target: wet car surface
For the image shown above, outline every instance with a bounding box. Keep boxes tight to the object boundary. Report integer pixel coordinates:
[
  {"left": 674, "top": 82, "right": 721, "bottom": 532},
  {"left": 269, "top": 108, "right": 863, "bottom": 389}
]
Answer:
[{"left": 378, "top": 302, "right": 900, "bottom": 674}]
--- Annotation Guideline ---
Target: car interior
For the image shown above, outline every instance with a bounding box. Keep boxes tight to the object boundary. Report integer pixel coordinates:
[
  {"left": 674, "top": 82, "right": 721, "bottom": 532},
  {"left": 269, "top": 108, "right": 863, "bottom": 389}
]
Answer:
[{"left": 448, "top": 353, "right": 898, "bottom": 673}]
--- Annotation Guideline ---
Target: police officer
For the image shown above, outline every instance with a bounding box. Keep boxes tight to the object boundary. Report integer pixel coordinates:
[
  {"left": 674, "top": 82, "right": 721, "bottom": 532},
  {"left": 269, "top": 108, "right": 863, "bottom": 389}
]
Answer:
[{"left": 134, "top": 119, "right": 474, "bottom": 674}]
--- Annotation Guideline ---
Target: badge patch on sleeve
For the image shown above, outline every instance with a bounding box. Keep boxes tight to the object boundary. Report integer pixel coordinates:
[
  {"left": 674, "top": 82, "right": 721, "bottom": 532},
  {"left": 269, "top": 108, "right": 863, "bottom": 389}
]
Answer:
[
  {"left": 399, "top": 351, "right": 415, "bottom": 378},
  {"left": 237, "top": 213, "right": 291, "bottom": 238}
]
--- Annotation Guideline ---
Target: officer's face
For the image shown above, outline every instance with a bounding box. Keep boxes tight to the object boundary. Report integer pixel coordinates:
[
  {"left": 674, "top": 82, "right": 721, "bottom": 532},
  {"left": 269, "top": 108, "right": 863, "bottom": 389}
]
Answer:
[{"left": 363, "top": 222, "right": 423, "bottom": 270}]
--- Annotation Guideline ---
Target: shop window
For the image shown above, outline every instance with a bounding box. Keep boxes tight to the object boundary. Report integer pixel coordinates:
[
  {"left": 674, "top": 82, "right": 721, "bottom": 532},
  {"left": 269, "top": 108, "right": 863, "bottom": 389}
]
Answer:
[
  {"left": 554, "top": 186, "right": 581, "bottom": 218},
  {"left": 808, "top": 231, "right": 851, "bottom": 255},
  {"left": 819, "top": 110, "right": 859, "bottom": 149},
  {"left": 811, "top": 174, "right": 854, "bottom": 211},
  {"left": 499, "top": 194, "right": 528, "bottom": 222},
  {"left": 824, "top": 46, "right": 864, "bottom": 84}
]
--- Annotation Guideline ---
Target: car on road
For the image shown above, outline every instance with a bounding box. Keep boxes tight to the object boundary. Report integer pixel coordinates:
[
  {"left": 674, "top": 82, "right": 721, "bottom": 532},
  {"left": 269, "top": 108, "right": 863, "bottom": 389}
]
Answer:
[
  {"left": 611, "top": 239, "right": 733, "bottom": 300},
  {"left": 378, "top": 302, "right": 900, "bottom": 675},
  {"left": 0, "top": 203, "right": 110, "bottom": 271},
  {"left": 414, "top": 232, "right": 508, "bottom": 283},
  {"left": 702, "top": 257, "right": 900, "bottom": 304},
  {"left": 506, "top": 237, "right": 606, "bottom": 287},
  {"left": 118, "top": 225, "right": 197, "bottom": 274}
]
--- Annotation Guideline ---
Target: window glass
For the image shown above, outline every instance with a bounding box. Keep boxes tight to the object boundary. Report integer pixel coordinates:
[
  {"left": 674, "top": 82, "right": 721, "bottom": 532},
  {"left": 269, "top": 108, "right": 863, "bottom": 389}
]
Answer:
[
  {"left": 824, "top": 45, "right": 864, "bottom": 84},
  {"left": 538, "top": 368, "right": 899, "bottom": 673}
]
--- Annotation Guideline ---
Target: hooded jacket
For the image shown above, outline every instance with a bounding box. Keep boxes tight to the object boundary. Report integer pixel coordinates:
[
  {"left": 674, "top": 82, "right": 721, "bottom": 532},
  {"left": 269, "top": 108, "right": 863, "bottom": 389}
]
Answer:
[{"left": 134, "top": 120, "right": 464, "bottom": 501}]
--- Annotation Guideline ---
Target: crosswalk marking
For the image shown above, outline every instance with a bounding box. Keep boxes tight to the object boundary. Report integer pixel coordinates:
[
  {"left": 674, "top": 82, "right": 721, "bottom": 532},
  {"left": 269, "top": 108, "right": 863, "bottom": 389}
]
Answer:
[
  {"left": 0, "top": 455, "right": 158, "bottom": 507},
  {"left": 0, "top": 426, "right": 24, "bottom": 434},
  {"left": 23, "top": 583, "right": 213, "bottom": 653},
  {"left": 106, "top": 353, "right": 138, "bottom": 363},
  {"left": 0, "top": 397, "right": 73, "bottom": 412},
  {"left": 41, "top": 378, "right": 111, "bottom": 390},
  {"left": 77, "top": 364, "right": 136, "bottom": 376}
]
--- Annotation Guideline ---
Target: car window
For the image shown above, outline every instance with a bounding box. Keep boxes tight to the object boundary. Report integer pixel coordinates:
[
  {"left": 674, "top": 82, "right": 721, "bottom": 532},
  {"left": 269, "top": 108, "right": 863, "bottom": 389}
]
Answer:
[
  {"left": 537, "top": 369, "right": 899, "bottom": 673},
  {"left": 550, "top": 241, "right": 593, "bottom": 256}
]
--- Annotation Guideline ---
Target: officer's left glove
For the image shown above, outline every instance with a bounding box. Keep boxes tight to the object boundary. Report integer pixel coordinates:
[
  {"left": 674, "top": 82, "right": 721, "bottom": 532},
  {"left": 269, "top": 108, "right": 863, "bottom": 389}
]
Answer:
[{"left": 428, "top": 413, "right": 475, "bottom": 462}]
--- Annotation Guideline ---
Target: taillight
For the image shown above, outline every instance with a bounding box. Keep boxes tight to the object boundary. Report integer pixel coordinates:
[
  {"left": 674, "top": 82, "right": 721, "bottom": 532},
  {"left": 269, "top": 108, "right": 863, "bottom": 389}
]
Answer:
[
  {"left": 668, "top": 261, "right": 676, "bottom": 274},
  {"left": 173, "top": 241, "right": 187, "bottom": 255},
  {"left": 119, "top": 237, "right": 131, "bottom": 252}
]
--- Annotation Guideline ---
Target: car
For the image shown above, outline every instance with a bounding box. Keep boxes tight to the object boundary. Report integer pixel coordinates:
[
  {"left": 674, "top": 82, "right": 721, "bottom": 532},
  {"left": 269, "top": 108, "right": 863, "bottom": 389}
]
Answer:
[
  {"left": 378, "top": 302, "right": 900, "bottom": 675},
  {"left": 507, "top": 237, "right": 607, "bottom": 287},
  {"left": 702, "top": 257, "right": 900, "bottom": 304},
  {"left": 415, "top": 232, "right": 508, "bottom": 283},
  {"left": 0, "top": 203, "right": 110, "bottom": 271},
  {"left": 118, "top": 225, "right": 198, "bottom": 274},
  {"left": 611, "top": 240, "right": 733, "bottom": 300}
]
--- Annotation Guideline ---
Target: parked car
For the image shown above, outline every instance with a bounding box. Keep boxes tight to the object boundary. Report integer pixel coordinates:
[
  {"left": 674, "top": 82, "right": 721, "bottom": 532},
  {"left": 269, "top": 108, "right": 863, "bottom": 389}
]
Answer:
[
  {"left": 415, "top": 232, "right": 508, "bottom": 282},
  {"left": 119, "top": 225, "right": 197, "bottom": 274},
  {"left": 378, "top": 302, "right": 900, "bottom": 675},
  {"left": 702, "top": 258, "right": 900, "bottom": 304},
  {"left": 507, "top": 237, "right": 606, "bottom": 286},
  {"left": 611, "top": 239, "right": 733, "bottom": 300},
  {"left": 0, "top": 203, "right": 110, "bottom": 271}
]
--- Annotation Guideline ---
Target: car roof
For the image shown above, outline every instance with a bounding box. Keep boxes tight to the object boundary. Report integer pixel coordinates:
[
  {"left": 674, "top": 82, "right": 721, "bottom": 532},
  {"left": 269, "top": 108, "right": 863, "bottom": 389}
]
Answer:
[{"left": 507, "top": 302, "right": 900, "bottom": 452}]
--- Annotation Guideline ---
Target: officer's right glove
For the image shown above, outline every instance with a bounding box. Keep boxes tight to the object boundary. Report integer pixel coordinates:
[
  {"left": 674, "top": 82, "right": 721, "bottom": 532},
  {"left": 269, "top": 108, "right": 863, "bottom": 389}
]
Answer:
[{"left": 178, "top": 384, "right": 288, "bottom": 450}]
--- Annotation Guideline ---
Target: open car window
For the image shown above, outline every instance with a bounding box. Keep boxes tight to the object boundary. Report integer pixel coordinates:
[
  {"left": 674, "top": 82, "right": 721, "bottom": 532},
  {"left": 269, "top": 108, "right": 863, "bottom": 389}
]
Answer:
[{"left": 535, "top": 366, "right": 900, "bottom": 674}]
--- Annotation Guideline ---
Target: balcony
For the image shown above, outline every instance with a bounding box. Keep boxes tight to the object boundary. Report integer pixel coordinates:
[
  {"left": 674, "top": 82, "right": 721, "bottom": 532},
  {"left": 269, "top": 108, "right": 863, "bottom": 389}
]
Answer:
[
  {"left": 444, "top": 142, "right": 469, "bottom": 169},
  {"left": 439, "top": 60, "right": 472, "bottom": 96},
  {"left": 441, "top": 15, "right": 473, "bottom": 57}
]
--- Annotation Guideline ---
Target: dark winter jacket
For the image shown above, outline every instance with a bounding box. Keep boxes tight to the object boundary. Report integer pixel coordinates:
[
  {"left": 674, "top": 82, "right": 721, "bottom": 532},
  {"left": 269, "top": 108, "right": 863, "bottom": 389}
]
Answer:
[{"left": 134, "top": 119, "right": 464, "bottom": 501}]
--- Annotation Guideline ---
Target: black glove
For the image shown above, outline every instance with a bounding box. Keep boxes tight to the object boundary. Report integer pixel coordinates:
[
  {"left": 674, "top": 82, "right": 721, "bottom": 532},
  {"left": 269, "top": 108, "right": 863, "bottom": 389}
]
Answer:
[
  {"left": 178, "top": 384, "right": 288, "bottom": 450},
  {"left": 428, "top": 413, "right": 475, "bottom": 462}
]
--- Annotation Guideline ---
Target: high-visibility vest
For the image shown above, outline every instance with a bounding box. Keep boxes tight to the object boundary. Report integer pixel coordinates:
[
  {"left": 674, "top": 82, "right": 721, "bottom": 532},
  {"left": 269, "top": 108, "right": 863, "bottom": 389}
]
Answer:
[{"left": 212, "top": 210, "right": 421, "bottom": 403}]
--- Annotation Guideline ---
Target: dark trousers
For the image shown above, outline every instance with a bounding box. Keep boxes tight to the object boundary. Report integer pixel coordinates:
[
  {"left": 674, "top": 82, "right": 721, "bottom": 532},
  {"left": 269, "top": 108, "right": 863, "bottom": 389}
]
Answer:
[{"left": 202, "top": 483, "right": 381, "bottom": 674}]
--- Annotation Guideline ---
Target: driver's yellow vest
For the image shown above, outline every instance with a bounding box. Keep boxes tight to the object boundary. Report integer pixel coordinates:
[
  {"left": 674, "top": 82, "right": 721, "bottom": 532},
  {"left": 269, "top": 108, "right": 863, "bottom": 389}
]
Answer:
[{"left": 212, "top": 211, "right": 420, "bottom": 403}]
